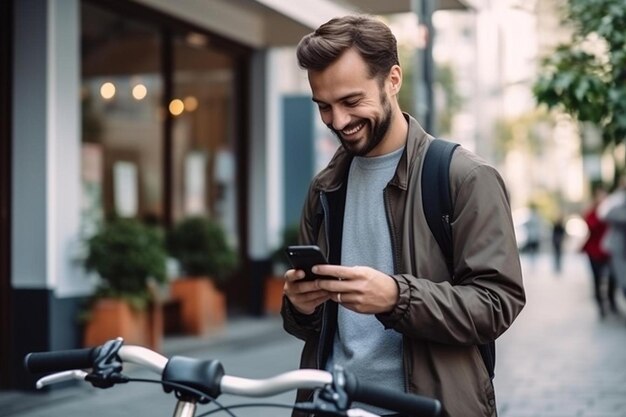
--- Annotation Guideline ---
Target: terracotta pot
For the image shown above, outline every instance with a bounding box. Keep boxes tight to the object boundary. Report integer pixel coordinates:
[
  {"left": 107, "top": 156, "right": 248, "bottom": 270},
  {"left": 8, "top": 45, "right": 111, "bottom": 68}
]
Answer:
[
  {"left": 83, "top": 298, "right": 162, "bottom": 351},
  {"left": 170, "top": 277, "right": 226, "bottom": 335},
  {"left": 264, "top": 275, "right": 285, "bottom": 315}
]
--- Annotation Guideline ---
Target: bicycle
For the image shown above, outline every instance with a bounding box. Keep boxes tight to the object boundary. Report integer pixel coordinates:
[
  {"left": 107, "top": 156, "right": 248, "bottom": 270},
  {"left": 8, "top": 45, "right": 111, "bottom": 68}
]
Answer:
[{"left": 24, "top": 337, "right": 442, "bottom": 417}]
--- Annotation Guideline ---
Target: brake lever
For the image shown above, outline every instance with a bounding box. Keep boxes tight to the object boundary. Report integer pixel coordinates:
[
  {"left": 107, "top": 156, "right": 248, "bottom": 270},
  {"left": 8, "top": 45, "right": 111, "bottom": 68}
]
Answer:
[
  {"left": 294, "top": 403, "right": 380, "bottom": 417},
  {"left": 294, "top": 365, "right": 353, "bottom": 417},
  {"left": 36, "top": 370, "right": 88, "bottom": 389},
  {"left": 86, "top": 337, "right": 125, "bottom": 389},
  {"left": 346, "top": 409, "right": 380, "bottom": 417}
]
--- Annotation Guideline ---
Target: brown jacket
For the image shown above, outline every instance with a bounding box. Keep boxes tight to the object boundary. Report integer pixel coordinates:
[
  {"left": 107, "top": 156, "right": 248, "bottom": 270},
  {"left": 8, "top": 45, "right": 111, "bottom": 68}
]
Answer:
[{"left": 282, "top": 114, "right": 525, "bottom": 417}]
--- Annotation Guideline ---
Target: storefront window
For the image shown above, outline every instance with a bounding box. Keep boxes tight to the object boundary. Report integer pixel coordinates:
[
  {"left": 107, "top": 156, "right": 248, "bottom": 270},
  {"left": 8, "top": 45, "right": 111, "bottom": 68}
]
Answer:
[
  {"left": 171, "top": 33, "right": 238, "bottom": 246},
  {"left": 80, "top": 2, "right": 163, "bottom": 235},
  {"left": 80, "top": 2, "right": 241, "bottom": 254}
]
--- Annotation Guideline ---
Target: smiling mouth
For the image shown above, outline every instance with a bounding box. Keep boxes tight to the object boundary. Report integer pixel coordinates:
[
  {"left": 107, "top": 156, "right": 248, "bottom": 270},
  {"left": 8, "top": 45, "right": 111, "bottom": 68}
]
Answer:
[{"left": 342, "top": 121, "right": 366, "bottom": 137}]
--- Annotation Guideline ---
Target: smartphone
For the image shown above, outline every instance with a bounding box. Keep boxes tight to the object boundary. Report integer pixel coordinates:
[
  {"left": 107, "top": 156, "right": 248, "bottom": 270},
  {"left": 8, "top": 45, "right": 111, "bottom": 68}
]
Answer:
[{"left": 285, "top": 245, "right": 329, "bottom": 281}]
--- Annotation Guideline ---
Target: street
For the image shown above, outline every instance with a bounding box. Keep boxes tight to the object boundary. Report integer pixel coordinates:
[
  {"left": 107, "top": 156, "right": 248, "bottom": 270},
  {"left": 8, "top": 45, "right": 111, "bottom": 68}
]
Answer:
[
  {"left": 496, "top": 252, "right": 626, "bottom": 417},
  {"left": 3, "top": 252, "right": 626, "bottom": 417}
]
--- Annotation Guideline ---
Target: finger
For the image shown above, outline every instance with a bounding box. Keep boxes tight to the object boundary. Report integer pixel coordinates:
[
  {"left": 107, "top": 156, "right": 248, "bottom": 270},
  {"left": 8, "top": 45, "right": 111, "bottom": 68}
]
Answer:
[
  {"left": 312, "top": 264, "right": 352, "bottom": 280},
  {"left": 284, "top": 269, "right": 307, "bottom": 282},
  {"left": 334, "top": 292, "right": 355, "bottom": 308},
  {"left": 289, "top": 289, "right": 329, "bottom": 302},
  {"left": 285, "top": 279, "right": 326, "bottom": 296},
  {"left": 309, "top": 292, "right": 332, "bottom": 304},
  {"left": 316, "top": 278, "right": 348, "bottom": 293},
  {"left": 288, "top": 291, "right": 331, "bottom": 311},
  {"left": 291, "top": 294, "right": 332, "bottom": 315}
]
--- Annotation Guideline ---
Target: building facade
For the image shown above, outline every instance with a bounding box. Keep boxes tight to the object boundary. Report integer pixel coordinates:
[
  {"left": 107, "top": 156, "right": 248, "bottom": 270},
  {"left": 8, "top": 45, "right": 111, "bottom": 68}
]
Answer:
[{"left": 0, "top": 0, "right": 473, "bottom": 390}]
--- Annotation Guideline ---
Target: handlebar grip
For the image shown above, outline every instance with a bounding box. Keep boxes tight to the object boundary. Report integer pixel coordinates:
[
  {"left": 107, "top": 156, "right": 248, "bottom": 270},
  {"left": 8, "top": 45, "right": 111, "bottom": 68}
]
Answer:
[
  {"left": 344, "top": 373, "right": 441, "bottom": 417},
  {"left": 24, "top": 347, "right": 100, "bottom": 374}
]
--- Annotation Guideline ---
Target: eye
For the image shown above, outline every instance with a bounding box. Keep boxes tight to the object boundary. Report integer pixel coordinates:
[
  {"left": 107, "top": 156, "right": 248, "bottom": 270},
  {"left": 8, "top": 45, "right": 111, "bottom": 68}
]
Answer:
[
  {"left": 344, "top": 99, "right": 360, "bottom": 107},
  {"left": 317, "top": 103, "right": 330, "bottom": 112}
]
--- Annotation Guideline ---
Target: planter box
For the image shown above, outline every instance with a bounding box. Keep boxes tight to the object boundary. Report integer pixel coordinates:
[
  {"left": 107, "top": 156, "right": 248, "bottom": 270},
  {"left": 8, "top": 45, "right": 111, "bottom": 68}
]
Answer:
[
  {"left": 83, "top": 298, "right": 162, "bottom": 351},
  {"left": 264, "top": 275, "right": 285, "bottom": 315},
  {"left": 170, "top": 277, "right": 226, "bottom": 335}
]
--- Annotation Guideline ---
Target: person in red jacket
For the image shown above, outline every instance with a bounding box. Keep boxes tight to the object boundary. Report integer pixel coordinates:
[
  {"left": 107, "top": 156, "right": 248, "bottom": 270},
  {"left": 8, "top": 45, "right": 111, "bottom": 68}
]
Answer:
[{"left": 581, "top": 184, "right": 617, "bottom": 317}]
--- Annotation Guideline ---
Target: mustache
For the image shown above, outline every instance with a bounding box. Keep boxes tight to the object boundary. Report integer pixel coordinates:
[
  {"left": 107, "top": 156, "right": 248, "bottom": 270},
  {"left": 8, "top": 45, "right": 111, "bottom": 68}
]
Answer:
[{"left": 326, "top": 120, "right": 365, "bottom": 135}]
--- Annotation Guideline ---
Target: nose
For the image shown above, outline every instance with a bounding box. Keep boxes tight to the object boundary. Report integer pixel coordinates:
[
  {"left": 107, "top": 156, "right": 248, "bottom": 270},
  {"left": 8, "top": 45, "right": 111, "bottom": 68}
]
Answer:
[{"left": 329, "top": 107, "right": 350, "bottom": 131}]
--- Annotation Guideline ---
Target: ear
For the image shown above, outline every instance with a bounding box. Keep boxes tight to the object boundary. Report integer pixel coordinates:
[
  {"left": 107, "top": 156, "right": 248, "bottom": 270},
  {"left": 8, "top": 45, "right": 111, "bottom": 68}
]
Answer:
[{"left": 387, "top": 64, "right": 402, "bottom": 96}]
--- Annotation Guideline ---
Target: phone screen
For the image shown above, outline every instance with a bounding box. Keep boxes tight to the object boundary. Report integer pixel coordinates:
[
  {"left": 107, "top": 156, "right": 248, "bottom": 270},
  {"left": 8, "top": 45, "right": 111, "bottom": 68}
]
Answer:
[{"left": 285, "top": 245, "right": 329, "bottom": 281}]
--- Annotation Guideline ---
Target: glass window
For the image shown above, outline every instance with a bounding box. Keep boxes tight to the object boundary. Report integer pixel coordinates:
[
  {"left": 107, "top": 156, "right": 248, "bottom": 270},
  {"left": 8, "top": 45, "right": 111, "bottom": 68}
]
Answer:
[
  {"left": 171, "top": 33, "right": 238, "bottom": 247},
  {"left": 80, "top": 2, "right": 163, "bottom": 235},
  {"left": 80, "top": 2, "right": 242, "bottom": 257}
]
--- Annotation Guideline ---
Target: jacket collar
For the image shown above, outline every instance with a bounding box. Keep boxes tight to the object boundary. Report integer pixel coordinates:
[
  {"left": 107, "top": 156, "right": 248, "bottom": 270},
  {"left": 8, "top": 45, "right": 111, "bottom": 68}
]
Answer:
[{"left": 313, "top": 113, "right": 431, "bottom": 192}]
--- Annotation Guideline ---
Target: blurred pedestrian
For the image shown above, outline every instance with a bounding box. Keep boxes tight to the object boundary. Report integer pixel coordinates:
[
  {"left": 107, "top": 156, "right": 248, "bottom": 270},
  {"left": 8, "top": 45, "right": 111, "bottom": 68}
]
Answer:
[
  {"left": 581, "top": 185, "right": 617, "bottom": 317},
  {"left": 551, "top": 214, "right": 566, "bottom": 274},
  {"left": 523, "top": 204, "right": 542, "bottom": 264},
  {"left": 599, "top": 177, "right": 626, "bottom": 307}
]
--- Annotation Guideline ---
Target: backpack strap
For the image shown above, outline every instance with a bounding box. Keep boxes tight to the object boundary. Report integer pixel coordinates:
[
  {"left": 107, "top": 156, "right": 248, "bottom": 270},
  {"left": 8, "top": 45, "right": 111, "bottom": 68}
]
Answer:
[
  {"left": 421, "top": 139, "right": 459, "bottom": 276},
  {"left": 421, "top": 139, "right": 496, "bottom": 379}
]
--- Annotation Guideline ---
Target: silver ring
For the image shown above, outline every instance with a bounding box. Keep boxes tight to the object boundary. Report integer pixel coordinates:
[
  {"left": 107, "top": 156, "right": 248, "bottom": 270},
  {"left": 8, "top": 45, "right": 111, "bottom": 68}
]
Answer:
[{"left": 337, "top": 293, "right": 342, "bottom": 303}]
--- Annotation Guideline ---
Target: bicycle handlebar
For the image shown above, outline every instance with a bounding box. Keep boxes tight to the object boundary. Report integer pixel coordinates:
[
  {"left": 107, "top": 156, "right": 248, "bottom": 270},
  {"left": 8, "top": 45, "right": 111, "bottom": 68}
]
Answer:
[
  {"left": 24, "top": 345, "right": 168, "bottom": 375},
  {"left": 25, "top": 343, "right": 441, "bottom": 417},
  {"left": 344, "top": 372, "right": 440, "bottom": 417},
  {"left": 25, "top": 347, "right": 99, "bottom": 374}
]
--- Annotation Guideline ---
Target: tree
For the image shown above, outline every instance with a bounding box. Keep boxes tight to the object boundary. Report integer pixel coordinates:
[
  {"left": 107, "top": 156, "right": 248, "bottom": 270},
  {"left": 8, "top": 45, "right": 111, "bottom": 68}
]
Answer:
[
  {"left": 398, "top": 44, "right": 462, "bottom": 137},
  {"left": 533, "top": 0, "right": 626, "bottom": 175},
  {"left": 434, "top": 64, "right": 463, "bottom": 136}
]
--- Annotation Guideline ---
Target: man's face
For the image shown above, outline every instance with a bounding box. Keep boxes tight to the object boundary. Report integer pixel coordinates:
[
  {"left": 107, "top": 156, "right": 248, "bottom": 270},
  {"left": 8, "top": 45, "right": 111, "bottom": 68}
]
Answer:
[{"left": 308, "top": 48, "right": 394, "bottom": 157}]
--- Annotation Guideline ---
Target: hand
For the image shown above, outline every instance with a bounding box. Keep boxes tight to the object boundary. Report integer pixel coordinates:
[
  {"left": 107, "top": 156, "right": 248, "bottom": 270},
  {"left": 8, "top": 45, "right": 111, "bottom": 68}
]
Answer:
[
  {"left": 283, "top": 268, "right": 332, "bottom": 315},
  {"left": 311, "top": 265, "right": 398, "bottom": 314}
]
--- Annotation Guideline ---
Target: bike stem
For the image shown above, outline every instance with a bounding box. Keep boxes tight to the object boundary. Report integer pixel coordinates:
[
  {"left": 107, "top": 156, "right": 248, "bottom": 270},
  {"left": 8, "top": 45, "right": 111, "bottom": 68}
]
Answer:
[{"left": 172, "top": 399, "right": 197, "bottom": 417}]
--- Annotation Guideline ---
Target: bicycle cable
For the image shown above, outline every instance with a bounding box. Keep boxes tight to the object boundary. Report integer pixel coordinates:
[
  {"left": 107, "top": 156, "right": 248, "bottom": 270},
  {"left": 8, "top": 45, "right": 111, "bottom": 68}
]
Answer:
[
  {"left": 196, "top": 402, "right": 295, "bottom": 417},
  {"left": 126, "top": 377, "right": 236, "bottom": 417},
  {"left": 130, "top": 378, "right": 297, "bottom": 417}
]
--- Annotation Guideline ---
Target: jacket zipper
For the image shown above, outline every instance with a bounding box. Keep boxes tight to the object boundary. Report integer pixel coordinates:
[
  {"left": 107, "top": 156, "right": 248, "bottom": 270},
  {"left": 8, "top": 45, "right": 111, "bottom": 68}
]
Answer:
[
  {"left": 316, "top": 191, "right": 331, "bottom": 370},
  {"left": 383, "top": 187, "right": 402, "bottom": 274},
  {"left": 383, "top": 186, "right": 411, "bottom": 394},
  {"left": 441, "top": 214, "right": 454, "bottom": 278}
]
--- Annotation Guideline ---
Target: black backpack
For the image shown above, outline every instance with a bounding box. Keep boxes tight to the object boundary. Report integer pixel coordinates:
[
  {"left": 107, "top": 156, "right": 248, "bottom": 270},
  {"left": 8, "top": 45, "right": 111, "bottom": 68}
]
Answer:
[{"left": 421, "top": 139, "right": 496, "bottom": 379}]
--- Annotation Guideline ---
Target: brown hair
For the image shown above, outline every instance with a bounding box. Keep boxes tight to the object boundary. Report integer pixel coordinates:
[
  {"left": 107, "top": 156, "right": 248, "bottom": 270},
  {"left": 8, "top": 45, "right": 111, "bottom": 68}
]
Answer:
[{"left": 296, "top": 15, "right": 399, "bottom": 80}]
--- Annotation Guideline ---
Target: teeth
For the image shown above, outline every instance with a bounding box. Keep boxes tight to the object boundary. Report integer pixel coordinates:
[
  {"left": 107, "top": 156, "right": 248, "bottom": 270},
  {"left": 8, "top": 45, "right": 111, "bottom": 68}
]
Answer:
[{"left": 343, "top": 122, "right": 364, "bottom": 136}]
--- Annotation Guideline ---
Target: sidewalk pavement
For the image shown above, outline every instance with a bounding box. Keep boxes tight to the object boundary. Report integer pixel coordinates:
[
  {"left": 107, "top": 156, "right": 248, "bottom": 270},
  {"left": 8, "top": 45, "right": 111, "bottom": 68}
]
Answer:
[
  {"left": 161, "top": 314, "right": 286, "bottom": 356},
  {"left": 495, "top": 252, "right": 626, "bottom": 417}
]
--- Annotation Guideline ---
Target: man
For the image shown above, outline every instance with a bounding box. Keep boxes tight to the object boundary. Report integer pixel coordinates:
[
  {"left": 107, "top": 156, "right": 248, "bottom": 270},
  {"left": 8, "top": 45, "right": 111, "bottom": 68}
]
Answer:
[
  {"left": 281, "top": 15, "right": 525, "bottom": 417},
  {"left": 581, "top": 184, "right": 617, "bottom": 317},
  {"left": 599, "top": 177, "right": 626, "bottom": 303}
]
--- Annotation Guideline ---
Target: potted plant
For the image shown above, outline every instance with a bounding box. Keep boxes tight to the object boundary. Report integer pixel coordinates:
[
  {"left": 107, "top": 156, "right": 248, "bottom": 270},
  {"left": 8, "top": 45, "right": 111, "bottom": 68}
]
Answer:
[
  {"left": 265, "top": 224, "right": 299, "bottom": 314},
  {"left": 167, "top": 216, "right": 237, "bottom": 335},
  {"left": 82, "top": 218, "right": 167, "bottom": 350}
]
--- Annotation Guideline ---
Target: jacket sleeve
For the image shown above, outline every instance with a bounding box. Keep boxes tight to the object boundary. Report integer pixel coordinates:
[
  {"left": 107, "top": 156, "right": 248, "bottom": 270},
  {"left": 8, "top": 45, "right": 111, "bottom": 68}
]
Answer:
[
  {"left": 378, "top": 164, "right": 526, "bottom": 346},
  {"left": 281, "top": 183, "right": 324, "bottom": 341},
  {"left": 282, "top": 298, "right": 323, "bottom": 341}
]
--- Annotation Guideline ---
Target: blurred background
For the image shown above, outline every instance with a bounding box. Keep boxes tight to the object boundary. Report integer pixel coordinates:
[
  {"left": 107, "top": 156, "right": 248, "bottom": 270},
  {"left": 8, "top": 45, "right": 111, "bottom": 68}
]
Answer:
[{"left": 2, "top": 0, "right": 626, "bottom": 415}]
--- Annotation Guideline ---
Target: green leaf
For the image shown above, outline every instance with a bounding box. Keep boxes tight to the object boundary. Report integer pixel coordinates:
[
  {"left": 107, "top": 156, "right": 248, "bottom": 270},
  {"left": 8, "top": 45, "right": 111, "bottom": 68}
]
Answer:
[
  {"left": 533, "top": 0, "right": 626, "bottom": 151},
  {"left": 85, "top": 219, "right": 167, "bottom": 303},
  {"left": 574, "top": 78, "right": 589, "bottom": 101}
]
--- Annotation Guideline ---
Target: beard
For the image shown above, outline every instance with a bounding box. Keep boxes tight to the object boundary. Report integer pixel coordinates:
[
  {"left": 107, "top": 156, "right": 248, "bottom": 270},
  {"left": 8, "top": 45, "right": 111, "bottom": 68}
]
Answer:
[{"left": 328, "top": 94, "right": 393, "bottom": 157}]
